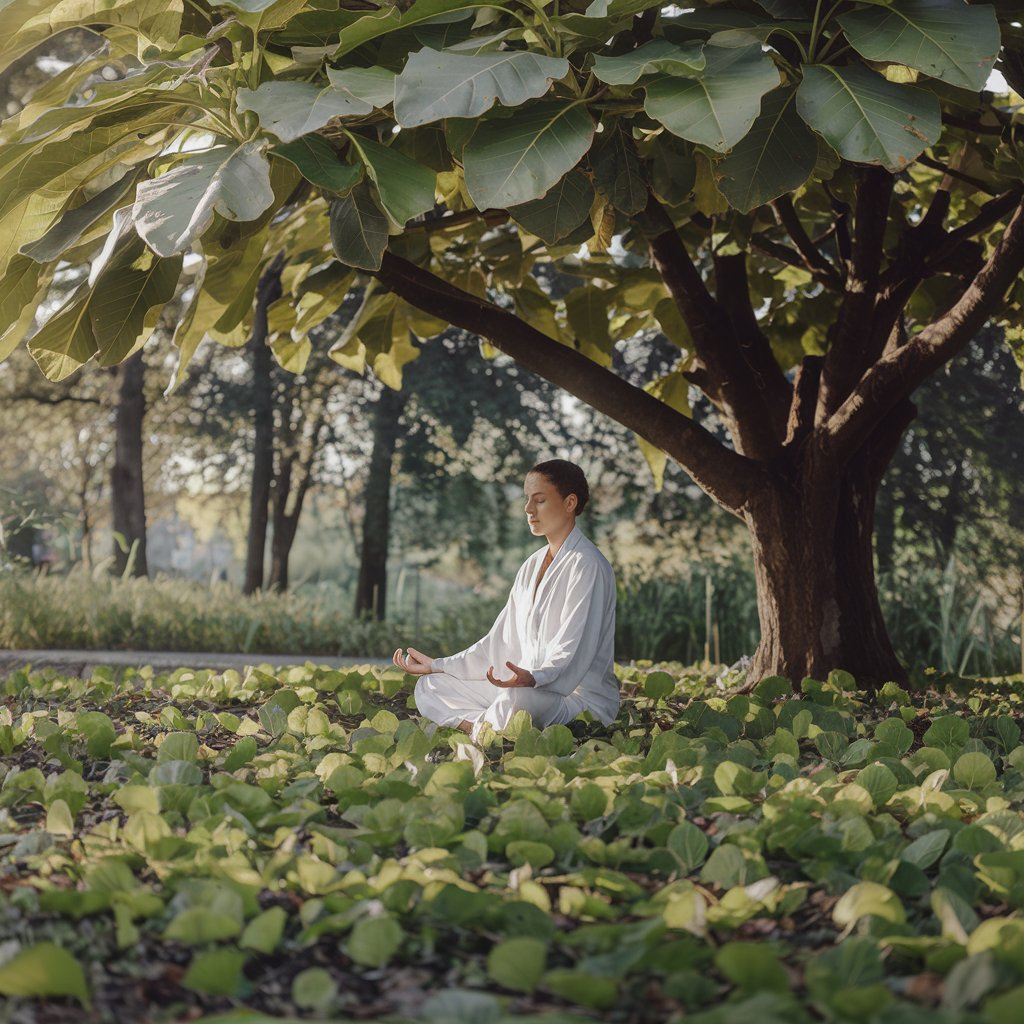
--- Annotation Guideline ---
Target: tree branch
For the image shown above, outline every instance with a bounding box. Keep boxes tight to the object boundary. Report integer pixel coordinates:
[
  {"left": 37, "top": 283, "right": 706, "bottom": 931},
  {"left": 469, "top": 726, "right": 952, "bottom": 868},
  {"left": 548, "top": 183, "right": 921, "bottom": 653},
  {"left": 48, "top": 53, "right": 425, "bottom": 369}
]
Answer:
[
  {"left": 771, "top": 196, "right": 842, "bottom": 288},
  {"left": 640, "top": 195, "right": 783, "bottom": 460},
  {"left": 11, "top": 392, "right": 102, "bottom": 406},
  {"left": 816, "top": 167, "right": 893, "bottom": 424},
  {"left": 917, "top": 155, "right": 998, "bottom": 196},
  {"left": 713, "top": 251, "right": 791, "bottom": 441},
  {"left": 825, "top": 197, "right": 1024, "bottom": 460},
  {"left": 372, "top": 250, "right": 763, "bottom": 515}
]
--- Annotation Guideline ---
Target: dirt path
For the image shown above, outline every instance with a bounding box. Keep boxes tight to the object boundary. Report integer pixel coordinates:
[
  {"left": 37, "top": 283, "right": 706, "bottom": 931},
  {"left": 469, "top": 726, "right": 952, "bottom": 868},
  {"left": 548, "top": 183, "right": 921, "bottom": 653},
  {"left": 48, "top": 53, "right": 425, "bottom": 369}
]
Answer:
[{"left": 0, "top": 648, "right": 391, "bottom": 677}]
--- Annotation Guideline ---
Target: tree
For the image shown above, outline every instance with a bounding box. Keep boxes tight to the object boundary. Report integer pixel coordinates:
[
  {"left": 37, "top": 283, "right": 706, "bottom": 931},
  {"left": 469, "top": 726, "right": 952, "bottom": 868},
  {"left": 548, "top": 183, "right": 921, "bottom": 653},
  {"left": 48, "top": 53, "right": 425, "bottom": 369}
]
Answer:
[
  {"left": 3, "top": 1, "right": 1023, "bottom": 686},
  {"left": 110, "top": 349, "right": 148, "bottom": 576}
]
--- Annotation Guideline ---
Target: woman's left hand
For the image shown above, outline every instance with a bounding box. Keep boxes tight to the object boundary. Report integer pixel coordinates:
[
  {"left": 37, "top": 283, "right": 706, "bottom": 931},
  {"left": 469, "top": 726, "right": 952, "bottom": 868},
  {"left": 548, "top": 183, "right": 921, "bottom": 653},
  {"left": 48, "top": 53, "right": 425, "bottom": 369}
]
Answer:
[{"left": 487, "top": 661, "right": 536, "bottom": 688}]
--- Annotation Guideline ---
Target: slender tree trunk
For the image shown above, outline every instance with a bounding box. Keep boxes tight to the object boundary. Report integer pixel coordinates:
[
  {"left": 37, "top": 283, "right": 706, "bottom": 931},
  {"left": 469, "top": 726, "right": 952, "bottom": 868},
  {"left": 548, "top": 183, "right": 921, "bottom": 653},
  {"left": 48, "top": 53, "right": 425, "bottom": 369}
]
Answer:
[
  {"left": 111, "top": 351, "right": 148, "bottom": 578},
  {"left": 355, "top": 387, "right": 407, "bottom": 619},
  {"left": 243, "top": 257, "right": 283, "bottom": 595},
  {"left": 268, "top": 418, "right": 325, "bottom": 592},
  {"left": 745, "top": 403, "right": 915, "bottom": 690},
  {"left": 79, "top": 464, "right": 93, "bottom": 569},
  {"left": 269, "top": 455, "right": 293, "bottom": 592}
]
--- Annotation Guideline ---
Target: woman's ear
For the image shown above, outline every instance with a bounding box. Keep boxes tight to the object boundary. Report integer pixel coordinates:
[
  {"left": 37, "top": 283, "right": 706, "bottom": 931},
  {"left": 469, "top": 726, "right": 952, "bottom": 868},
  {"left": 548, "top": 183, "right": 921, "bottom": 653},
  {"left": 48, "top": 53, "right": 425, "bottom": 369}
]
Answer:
[{"left": 566, "top": 493, "right": 578, "bottom": 514}]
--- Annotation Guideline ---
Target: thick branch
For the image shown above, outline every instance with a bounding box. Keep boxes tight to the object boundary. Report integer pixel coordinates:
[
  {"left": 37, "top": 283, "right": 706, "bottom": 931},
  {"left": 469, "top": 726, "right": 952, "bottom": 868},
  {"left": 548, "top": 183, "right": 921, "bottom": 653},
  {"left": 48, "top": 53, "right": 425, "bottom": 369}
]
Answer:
[
  {"left": 825, "top": 198, "right": 1024, "bottom": 459},
  {"left": 816, "top": 168, "right": 893, "bottom": 425},
  {"left": 372, "top": 251, "right": 763, "bottom": 515},
  {"left": 641, "top": 196, "right": 783, "bottom": 460},
  {"left": 713, "top": 252, "right": 791, "bottom": 441},
  {"left": 785, "top": 356, "right": 822, "bottom": 448}
]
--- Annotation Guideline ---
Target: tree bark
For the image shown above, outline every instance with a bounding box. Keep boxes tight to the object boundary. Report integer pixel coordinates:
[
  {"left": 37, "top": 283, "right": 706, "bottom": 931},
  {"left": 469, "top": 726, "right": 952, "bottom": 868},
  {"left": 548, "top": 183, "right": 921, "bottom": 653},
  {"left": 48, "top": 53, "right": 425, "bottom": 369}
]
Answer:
[
  {"left": 243, "top": 257, "right": 283, "bottom": 595},
  {"left": 111, "top": 351, "right": 148, "bottom": 578},
  {"left": 355, "top": 386, "right": 407, "bottom": 619}
]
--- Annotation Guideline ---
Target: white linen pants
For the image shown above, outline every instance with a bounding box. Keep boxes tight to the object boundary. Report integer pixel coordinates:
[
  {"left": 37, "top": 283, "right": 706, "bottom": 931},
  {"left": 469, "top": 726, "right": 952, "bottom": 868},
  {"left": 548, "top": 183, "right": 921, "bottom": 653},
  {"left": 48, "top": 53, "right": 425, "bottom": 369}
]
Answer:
[{"left": 414, "top": 673, "right": 585, "bottom": 733}]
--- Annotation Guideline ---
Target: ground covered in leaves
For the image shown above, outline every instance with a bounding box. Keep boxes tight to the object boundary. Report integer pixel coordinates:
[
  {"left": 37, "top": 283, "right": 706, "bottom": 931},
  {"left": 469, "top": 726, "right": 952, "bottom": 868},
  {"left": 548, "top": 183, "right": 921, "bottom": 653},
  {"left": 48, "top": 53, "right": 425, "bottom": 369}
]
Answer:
[{"left": 2, "top": 662, "right": 1024, "bottom": 1024}]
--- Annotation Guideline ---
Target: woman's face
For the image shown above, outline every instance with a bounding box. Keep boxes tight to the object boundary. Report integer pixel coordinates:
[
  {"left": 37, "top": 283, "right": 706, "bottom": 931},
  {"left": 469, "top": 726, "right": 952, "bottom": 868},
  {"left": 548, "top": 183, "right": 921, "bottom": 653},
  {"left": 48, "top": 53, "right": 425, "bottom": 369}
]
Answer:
[{"left": 523, "top": 472, "right": 576, "bottom": 537}]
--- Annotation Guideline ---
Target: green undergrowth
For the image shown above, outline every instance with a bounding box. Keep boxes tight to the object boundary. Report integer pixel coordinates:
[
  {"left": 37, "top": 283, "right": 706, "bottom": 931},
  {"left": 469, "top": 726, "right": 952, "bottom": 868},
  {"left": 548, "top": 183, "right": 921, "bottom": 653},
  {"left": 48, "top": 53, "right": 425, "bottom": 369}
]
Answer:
[{"left": 2, "top": 663, "right": 1024, "bottom": 1024}]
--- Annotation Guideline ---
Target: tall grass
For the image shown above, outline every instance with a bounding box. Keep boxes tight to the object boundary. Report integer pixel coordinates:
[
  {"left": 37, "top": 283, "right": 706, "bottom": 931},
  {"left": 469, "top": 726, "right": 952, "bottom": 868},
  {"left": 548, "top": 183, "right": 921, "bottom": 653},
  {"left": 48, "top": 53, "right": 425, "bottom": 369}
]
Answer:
[
  {"left": 1, "top": 556, "right": 1018, "bottom": 676},
  {"left": 879, "top": 557, "right": 1021, "bottom": 677},
  {"left": 0, "top": 566, "right": 498, "bottom": 658},
  {"left": 615, "top": 559, "right": 760, "bottom": 665}
]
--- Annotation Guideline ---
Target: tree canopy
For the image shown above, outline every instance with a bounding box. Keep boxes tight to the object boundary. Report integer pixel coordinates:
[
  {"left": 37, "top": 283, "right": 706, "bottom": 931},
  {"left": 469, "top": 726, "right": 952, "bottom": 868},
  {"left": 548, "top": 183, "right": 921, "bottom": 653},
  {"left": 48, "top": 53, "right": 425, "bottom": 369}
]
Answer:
[{"left": 3, "top": 0, "right": 1024, "bottom": 683}]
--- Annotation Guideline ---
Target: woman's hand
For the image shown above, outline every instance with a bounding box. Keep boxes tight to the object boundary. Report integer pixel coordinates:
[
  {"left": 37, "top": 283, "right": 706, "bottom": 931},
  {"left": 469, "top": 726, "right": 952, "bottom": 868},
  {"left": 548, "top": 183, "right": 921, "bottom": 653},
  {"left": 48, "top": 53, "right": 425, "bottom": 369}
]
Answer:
[
  {"left": 393, "top": 647, "right": 435, "bottom": 676},
  {"left": 487, "top": 661, "right": 536, "bottom": 688}
]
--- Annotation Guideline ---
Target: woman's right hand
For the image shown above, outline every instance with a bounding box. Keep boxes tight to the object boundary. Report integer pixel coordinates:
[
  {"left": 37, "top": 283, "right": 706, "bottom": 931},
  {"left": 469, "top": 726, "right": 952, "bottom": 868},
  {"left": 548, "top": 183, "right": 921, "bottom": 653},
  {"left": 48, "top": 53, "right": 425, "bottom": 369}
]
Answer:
[{"left": 393, "top": 647, "right": 435, "bottom": 676}]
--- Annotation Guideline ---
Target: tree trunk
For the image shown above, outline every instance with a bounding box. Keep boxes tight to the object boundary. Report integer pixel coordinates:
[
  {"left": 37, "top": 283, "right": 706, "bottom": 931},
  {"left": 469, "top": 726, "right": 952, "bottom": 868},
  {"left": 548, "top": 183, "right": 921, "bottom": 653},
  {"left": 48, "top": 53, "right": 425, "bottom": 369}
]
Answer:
[
  {"left": 243, "top": 257, "right": 283, "bottom": 595},
  {"left": 268, "top": 417, "right": 325, "bottom": 593},
  {"left": 355, "top": 386, "right": 407, "bottom": 619},
  {"left": 111, "top": 351, "right": 148, "bottom": 578},
  {"left": 745, "top": 403, "right": 915, "bottom": 690}
]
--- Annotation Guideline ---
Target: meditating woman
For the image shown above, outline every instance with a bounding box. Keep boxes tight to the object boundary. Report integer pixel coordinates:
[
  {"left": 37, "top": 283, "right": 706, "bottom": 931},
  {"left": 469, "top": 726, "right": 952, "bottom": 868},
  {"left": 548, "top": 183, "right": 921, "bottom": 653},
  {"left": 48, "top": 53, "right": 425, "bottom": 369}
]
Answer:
[{"left": 393, "top": 459, "right": 619, "bottom": 738}]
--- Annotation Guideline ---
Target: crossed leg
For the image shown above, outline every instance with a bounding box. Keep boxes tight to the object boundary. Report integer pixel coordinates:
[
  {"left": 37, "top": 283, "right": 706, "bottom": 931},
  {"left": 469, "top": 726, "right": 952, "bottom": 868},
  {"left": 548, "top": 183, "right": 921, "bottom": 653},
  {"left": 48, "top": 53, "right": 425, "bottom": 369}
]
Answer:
[{"left": 414, "top": 673, "right": 583, "bottom": 735}]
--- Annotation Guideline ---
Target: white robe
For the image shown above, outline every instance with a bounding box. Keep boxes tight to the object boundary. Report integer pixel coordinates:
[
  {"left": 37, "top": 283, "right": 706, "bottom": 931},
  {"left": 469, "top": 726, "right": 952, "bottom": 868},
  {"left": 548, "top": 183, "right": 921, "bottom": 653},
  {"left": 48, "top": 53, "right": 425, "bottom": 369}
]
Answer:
[{"left": 414, "top": 525, "right": 619, "bottom": 732}]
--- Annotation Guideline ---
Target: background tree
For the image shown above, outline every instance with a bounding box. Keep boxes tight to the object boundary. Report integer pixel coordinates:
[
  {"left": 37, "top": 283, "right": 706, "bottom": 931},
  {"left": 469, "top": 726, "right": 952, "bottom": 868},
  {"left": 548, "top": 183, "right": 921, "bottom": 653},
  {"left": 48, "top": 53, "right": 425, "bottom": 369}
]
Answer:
[{"left": 2, "top": 1, "right": 1023, "bottom": 686}]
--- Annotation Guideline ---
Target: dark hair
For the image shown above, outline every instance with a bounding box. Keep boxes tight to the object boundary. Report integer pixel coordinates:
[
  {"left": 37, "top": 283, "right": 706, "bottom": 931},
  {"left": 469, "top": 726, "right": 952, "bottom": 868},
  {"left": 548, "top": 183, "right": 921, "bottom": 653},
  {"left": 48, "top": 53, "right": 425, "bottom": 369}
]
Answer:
[{"left": 529, "top": 459, "right": 590, "bottom": 515}]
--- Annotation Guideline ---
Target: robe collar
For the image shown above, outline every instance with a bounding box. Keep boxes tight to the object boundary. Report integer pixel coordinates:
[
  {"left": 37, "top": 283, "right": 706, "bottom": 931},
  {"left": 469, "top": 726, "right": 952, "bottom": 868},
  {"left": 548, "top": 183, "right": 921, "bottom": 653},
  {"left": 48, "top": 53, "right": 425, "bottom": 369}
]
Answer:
[{"left": 531, "top": 524, "right": 583, "bottom": 604}]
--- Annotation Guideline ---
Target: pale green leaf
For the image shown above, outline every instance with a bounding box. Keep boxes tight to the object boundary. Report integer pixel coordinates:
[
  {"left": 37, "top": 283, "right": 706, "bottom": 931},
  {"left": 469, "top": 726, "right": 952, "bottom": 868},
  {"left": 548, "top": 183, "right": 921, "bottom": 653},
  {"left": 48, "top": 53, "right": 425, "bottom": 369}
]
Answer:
[
  {"left": 592, "top": 38, "right": 706, "bottom": 85},
  {"left": 395, "top": 48, "right": 569, "bottom": 126},
  {"left": 346, "top": 134, "right": 437, "bottom": 225},
  {"left": 133, "top": 143, "right": 276, "bottom": 258},
  {"left": 0, "top": 942, "right": 90, "bottom": 1005},
  {"left": 464, "top": 101, "right": 595, "bottom": 210},
  {"left": 346, "top": 915, "right": 403, "bottom": 967},
  {"left": 237, "top": 81, "right": 373, "bottom": 143},
  {"left": 645, "top": 44, "right": 781, "bottom": 153},
  {"left": 326, "top": 66, "right": 397, "bottom": 108},
  {"left": 487, "top": 937, "right": 547, "bottom": 992},
  {"left": 20, "top": 168, "right": 140, "bottom": 263}
]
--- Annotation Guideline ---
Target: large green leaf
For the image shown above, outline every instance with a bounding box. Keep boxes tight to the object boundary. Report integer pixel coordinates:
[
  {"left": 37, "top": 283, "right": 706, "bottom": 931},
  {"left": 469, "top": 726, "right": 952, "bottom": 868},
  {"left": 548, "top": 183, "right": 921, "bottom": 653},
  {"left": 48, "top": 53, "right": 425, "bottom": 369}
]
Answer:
[
  {"left": 28, "top": 246, "right": 182, "bottom": 380},
  {"left": 91, "top": 252, "right": 183, "bottom": 366},
  {"left": 133, "top": 142, "right": 276, "bottom": 257},
  {"left": 0, "top": 255, "right": 49, "bottom": 361},
  {"left": 508, "top": 170, "right": 594, "bottom": 243},
  {"left": 19, "top": 168, "right": 141, "bottom": 263},
  {"left": 345, "top": 134, "right": 437, "bottom": 225},
  {"left": 645, "top": 44, "right": 781, "bottom": 152},
  {"left": 395, "top": 48, "right": 569, "bottom": 126},
  {"left": 592, "top": 38, "right": 706, "bottom": 85},
  {"left": 332, "top": 0, "right": 510, "bottom": 58},
  {"left": 716, "top": 87, "right": 818, "bottom": 212},
  {"left": 0, "top": 111, "right": 180, "bottom": 276},
  {"left": 329, "top": 182, "right": 390, "bottom": 271},
  {"left": 271, "top": 137, "right": 363, "bottom": 194},
  {"left": 0, "top": 942, "right": 90, "bottom": 1005},
  {"left": 838, "top": 0, "right": 1001, "bottom": 93},
  {"left": 236, "top": 81, "right": 373, "bottom": 143},
  {"left": 590, "top": 123, "right": 647, "bottom": 215},
  {"left": 0, "top": 0, "right": 181, "bottom": 74},
  {"left": 463, "top": 101, "right": 595, "bottom": 210},
  {"left": 326, "top": 66, "right": 397, "bottom": 108},
  {"left": 796, "top": 64, "right": 941, "bottom": 172}
]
